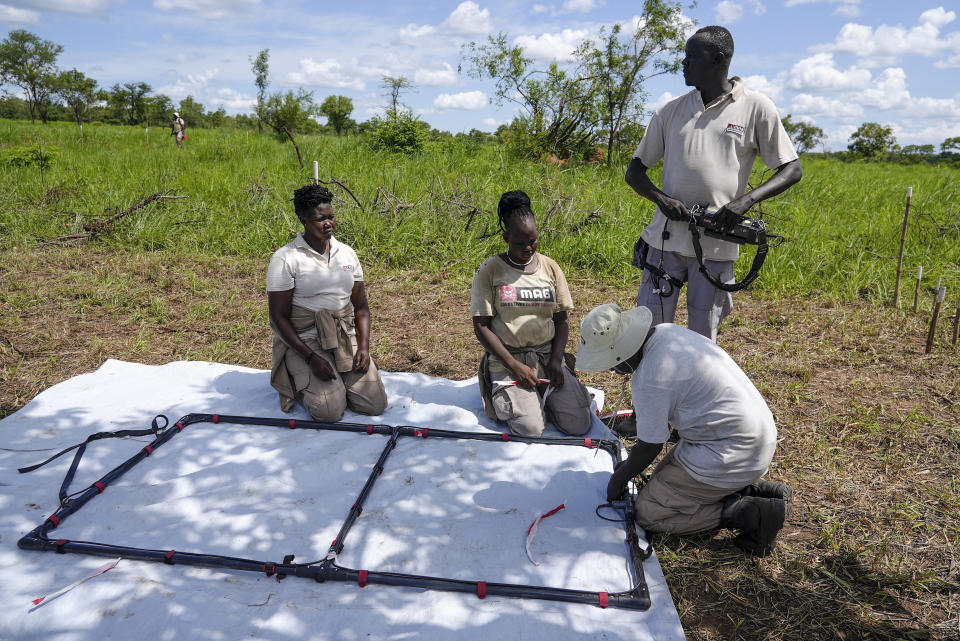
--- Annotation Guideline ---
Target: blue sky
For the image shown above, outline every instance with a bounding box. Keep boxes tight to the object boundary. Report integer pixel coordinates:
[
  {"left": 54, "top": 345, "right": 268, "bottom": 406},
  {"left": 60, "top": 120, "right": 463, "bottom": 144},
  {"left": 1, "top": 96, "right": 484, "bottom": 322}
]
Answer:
[{"left": 2, "top": 0, "right": 959, "bottom": 150}]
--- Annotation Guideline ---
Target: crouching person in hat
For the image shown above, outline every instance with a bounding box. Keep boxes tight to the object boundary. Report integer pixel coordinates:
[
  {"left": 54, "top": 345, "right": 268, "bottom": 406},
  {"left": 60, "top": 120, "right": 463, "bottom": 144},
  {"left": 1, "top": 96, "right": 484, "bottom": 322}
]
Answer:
[{"left": 577, "top": 303, "right": 791, "bottom": 556}]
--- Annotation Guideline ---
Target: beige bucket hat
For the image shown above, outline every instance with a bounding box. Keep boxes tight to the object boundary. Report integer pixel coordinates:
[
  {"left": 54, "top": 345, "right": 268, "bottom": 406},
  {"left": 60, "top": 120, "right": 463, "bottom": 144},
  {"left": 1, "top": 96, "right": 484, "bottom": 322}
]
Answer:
[{"left": 576, "top": 304, "right": 653, "bottom": 372}]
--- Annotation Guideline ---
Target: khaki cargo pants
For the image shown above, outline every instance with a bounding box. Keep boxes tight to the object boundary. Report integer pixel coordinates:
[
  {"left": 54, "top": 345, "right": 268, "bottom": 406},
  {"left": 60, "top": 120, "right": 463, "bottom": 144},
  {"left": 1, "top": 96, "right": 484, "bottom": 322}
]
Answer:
[
  {"left": 486, "top": 351, "right": 593, "bottom": 438},
  {"left": 284, "top": 334, "right": 387, "bottom": 422},
  {"left": 634, "top": 448, "right": 757, "bottom": 535}
]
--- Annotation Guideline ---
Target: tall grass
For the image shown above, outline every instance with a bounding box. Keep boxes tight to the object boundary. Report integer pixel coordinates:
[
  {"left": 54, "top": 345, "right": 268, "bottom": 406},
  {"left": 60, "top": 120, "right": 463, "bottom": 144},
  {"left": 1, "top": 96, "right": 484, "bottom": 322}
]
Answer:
[{"left": 2, "top": 119, "right": 958, "bottom": 302}]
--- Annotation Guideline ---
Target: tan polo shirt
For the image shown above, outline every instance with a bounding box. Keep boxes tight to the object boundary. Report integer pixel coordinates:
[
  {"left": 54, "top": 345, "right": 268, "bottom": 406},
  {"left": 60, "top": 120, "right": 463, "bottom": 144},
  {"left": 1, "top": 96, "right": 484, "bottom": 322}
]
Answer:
[
  {"left": 266, "top": 234, "right": 363, "bottom": 313},
  {"left": 470, "top": 254, "right": 573, "bottom": 349},
  {"left": 634, "top": 77, "right": 798, "bottom": 261}
]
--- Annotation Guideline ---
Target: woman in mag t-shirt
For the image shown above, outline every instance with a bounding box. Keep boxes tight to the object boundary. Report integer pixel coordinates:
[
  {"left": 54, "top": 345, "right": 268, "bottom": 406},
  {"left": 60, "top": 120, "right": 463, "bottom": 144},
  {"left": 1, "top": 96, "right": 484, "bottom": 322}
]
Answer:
[{"left": 469, "top": 190, "right": 593, "bottom": 437}]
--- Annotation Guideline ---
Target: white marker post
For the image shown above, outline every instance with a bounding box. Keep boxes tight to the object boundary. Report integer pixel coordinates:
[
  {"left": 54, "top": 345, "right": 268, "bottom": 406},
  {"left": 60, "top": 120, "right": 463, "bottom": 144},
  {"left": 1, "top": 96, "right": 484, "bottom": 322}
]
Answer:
[
  {"left": 913, "top": 265, "right": 923, "bottom": 313},
  {"left": 313, "top": 160, "right": 319, "bottom": 185},
  {"left": 145, "top": 127, "right": 149, "bottom": 142},
  {"left": 893, "top": 186, "right": 912, "bottom": 307}
]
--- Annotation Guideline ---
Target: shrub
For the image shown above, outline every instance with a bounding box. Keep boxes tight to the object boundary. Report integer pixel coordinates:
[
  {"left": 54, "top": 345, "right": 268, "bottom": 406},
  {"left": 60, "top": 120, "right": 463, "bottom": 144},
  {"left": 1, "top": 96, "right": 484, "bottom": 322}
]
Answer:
[
  {"left": 1, "top": 143, "right": 60, "bottom": 167},
  {"left": 370, "top": 110, "right": 425, "bottom": 154}
]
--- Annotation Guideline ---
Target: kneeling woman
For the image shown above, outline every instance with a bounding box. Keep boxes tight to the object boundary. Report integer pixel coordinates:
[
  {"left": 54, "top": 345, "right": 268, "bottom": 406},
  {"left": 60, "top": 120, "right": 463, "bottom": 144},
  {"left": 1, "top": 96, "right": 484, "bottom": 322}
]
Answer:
[
  {"left": 267, "top": 184, "right": 388, "bottom": 421},
  {"left": 470, "top": 190, "right": 593, "bottom": 437}
]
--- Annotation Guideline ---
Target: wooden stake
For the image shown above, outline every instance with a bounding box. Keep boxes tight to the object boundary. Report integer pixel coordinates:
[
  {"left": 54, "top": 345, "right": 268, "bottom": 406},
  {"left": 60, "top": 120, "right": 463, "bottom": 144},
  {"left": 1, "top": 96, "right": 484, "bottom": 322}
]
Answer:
[
  {"left": 912, "top": 265, "right": 922, "bottom": 312},
  {"left": 893, "top": 186, "right": 912, "bottom": 307},
  {"left": 953, "top": 299, "right": 960, "bottom": 346},
  {"left": 925, "top": 286, "right": 946, "bottom": 354}
]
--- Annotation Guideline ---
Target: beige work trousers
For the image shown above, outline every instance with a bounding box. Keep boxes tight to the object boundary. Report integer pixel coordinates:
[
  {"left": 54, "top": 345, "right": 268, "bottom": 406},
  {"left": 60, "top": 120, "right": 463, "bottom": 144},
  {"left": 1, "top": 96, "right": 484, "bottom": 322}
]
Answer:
[
  {"left": 634, "top": 447, "right": 753, "bottom": 535},
  {"left": 486, "top": 353, "right": 593, "bottom": 438},
  {"left": 284, "top": 334, "right": 387, "bottom": 422}
]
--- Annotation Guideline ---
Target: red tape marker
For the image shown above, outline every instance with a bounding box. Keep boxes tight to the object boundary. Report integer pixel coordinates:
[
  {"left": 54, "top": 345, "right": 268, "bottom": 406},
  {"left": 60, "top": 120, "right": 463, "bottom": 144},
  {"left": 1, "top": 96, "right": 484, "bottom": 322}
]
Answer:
[
  {"left": 501, "top": 433, "right": 510, "bottom": 441},
  {"left": 598, "top": 592, "right": 609, "bottom": 609},
  {"left": 584, "top": 438, "right": 592, "bottom": 448},
  {"left": 476, "top": 581, "right": 487, "bottom": 599},
  {"left": 289, "top": 419, "right": 296, "bottom": 429},
  {"left": 212, "top": 414, "right": 220, "bottom": 423},
  {"left": 176, "top": 421, "right": 184, "bottom": 432},
  {"left": 366, "top": 425, "right": 373, "bottom": 434},
  {"left": 48, "top": 514, "right": 60, "bottom": 527},
  {"left": 358, "top": 570, "right": 368, "bottom": 587},
  {"left": 144, "top": 445, "right": 153, "bottom": 456}
]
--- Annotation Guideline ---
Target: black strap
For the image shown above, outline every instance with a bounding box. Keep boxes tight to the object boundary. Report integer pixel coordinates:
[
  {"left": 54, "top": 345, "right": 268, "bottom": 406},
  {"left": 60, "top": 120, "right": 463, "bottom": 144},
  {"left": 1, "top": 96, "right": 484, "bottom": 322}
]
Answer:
[
  {"left": 632, "top": 237, "right": 684, "bottom": 297},
  {"left": 19, "top": 415, "right": 168, "bottom": 505},
  {"left": 688, "top": 220, "right": 768, "bottom": 292}
]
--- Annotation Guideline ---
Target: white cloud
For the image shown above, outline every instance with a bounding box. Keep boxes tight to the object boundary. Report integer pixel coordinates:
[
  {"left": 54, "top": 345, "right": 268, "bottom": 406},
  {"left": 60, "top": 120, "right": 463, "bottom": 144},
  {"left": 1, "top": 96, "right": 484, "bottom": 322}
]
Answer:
[
  {"left": 288, "top": 58, "right": 366, "bottom": 91},
  {"left": 4, "top": 0, "right": 114, "bottom": 13},
  {"left": 532, "top": 4, "right": 553, "bottom": 13},
  {"left": 561, "top": 0, "right": 602, "bottom": 12},
  {"left": 0, "top": 3, "right": 38, "bottom": 23},
  {"left": 158, "top": 68, "right": 220, "bottom": 100},
  {"left": 653, "top": 91, "right": 676, "bottom": 110},
  {"left": 153, "top": 0, "right": 259, "bottom": 19},
  {"left": 784, "top": 0, "right": 860, "bottom": 18},
  {"left": 715, "top": 1, "right": 743, "bottom": 23},
  {"left": 814, "top": 8, "right": 960, "bottom": 67},
  {"left": 785, "top": 53, "right": 871, "bottom": 92},
  {"left": 434, "top": 90, "right": 487, "bottom": 110},
  {"left": 400, "top": 23, "right": 436, "bottom": 38},
  {"left": 714, "top": 0, "right": 764, "bottom": 24},
  {"left": 741, "top": 74, "right": 782, "bottom": 101},
  {"left": 483, "top": 117, "right": 505, "bottom": 128},
  {"left": 442, "top": 1, "right": 492, "bottom": 35},
  {"left": 414, "top": 63, "right": 457, "bottom": 86},
  {"left": 790, "top": 94, "right": 864, "bottom": 118},
  {"left": 514, "top": 28, "right": 589, "bottom": 62},
  {"left": 213, "top": 88, "right": 255, "bottom": 112}
]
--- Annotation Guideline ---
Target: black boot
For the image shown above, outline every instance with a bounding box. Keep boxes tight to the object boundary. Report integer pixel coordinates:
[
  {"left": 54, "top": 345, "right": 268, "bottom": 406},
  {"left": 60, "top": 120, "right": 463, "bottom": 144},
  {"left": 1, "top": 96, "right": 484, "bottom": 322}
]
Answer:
[
  {"left": 721, "top": 494, "right": 786, "bottom": 557},
  {"left": 742, "top": 481, "right": 793, "bottom": 519}
]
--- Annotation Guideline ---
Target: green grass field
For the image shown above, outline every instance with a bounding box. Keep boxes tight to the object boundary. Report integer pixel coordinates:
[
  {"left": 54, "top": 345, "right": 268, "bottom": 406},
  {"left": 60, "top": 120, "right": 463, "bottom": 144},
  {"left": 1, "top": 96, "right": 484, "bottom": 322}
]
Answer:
[{"left": 3, "top": 118, "right": 958, "bottom": 302}]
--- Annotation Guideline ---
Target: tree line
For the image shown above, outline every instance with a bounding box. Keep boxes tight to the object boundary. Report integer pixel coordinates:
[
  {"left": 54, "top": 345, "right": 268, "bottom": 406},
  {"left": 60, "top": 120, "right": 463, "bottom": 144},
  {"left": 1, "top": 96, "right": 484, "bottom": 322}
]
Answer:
[{"left": 4, "top": 19, "right": 958, "bottom": 168}]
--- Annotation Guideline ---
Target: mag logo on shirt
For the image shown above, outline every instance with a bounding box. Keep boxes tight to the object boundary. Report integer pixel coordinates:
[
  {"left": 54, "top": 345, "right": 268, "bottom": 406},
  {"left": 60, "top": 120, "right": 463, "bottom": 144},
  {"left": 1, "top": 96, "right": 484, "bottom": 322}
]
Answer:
[
  {"left": 725, "top": 123, "right": 745, "bottom": 137},
  {"left": 499, "top": 285, "right": 556, "bottom": 307}
]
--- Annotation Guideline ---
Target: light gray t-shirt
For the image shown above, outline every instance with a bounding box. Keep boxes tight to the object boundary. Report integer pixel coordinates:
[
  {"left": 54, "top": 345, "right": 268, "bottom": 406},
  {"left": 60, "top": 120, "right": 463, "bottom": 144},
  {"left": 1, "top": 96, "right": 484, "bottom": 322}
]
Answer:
[
  {"left": 633, "top": 77, "right": 798, "bottom": 261},
  {"left": 631, "top": 324, "right": 776, "bottom": 488}
]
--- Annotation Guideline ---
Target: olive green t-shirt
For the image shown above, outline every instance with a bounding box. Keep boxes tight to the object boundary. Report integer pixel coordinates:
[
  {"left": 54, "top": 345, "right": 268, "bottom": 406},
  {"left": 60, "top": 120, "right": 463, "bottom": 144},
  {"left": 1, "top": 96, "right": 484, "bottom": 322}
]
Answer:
[{"left": 470, "top": 254, "right": 574, "bottom": 348}]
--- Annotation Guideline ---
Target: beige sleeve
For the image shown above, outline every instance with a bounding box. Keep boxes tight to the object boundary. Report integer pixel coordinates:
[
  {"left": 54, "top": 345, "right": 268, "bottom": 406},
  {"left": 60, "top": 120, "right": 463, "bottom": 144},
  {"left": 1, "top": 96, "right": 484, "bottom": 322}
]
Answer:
[
  {"left": 754, "top": 97, "right": 799, "bottom": 169},
  {"left": 548, "top": 258, "right": 574, "bottom": 312},
  {"left": 470, "top": 260, "right": 496, "bottom": 317}
]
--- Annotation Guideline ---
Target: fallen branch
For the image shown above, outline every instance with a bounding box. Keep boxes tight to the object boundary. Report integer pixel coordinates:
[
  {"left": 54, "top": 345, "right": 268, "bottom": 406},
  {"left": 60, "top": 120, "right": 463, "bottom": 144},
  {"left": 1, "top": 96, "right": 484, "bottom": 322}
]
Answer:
[
  {"left": 318, "top": 178, "right": 365, "bottom": 214},
  {"left": 39, "top": 192, "right": 187, "bottom": 245}
]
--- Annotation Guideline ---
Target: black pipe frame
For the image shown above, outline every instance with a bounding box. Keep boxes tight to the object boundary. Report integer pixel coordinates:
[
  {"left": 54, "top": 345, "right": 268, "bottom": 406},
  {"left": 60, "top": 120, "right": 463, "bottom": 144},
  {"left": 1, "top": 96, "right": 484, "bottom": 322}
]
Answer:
[{"left": 18, "top": 413, "right": 652, "bottom": 611}]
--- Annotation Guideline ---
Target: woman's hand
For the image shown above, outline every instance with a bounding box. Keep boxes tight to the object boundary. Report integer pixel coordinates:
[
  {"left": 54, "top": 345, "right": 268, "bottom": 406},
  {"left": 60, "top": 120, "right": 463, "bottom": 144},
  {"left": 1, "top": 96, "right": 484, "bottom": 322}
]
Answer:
[
  {"left": 307, "top": 352, "right": 337, "bottom": 381},
  {"left": 510, "top": 361, "right": 540, "bottom": 389},
  {"left": 546, "top": 357, "right": 565, "bottom": 388},
  {"left": 352, "top": 347, "right": 371, "bottom": 373}
]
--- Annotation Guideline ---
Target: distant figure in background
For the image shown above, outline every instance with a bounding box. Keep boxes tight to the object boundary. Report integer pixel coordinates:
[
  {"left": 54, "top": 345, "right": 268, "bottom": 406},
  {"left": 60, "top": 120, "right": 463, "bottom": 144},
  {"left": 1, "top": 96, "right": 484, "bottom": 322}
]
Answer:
[
  {"left": 267, "top": 184, "right": 388, "bottom": 422},
  {"left": 470, "top": 190, "right": 593, "bottom": 437},
  {"left": 625, "top": 25, "right": 801, "bottom": 341},
  {"left": 171, "top": 111, "right": 186, "bottom": 148}
]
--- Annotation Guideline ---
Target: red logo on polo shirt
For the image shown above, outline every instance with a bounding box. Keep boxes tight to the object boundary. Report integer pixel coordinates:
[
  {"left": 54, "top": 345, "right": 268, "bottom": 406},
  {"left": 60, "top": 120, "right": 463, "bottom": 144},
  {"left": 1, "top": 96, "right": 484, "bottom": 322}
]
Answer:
[
  {"left": 342, "top": 265, "right": 354, "bottom": 271},
  {"left": 725, "top": 123, "right": 745, "bottom": 137},
  {"left": 500, "top": 285, "right": 517, "bottom": 302}
]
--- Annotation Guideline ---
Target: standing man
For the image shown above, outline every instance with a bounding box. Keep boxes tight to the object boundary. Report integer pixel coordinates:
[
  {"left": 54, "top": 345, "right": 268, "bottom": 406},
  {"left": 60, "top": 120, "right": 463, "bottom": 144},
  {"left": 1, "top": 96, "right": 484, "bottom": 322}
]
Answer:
[
  {"left": 171, "top": 111, "right": 186, "bottom": 148},
  {"left": 577, "top": 303, "right": 792, "bottom": 556},
  {"left": 626, "top": 25, "right": 802, "bottom": 340}
]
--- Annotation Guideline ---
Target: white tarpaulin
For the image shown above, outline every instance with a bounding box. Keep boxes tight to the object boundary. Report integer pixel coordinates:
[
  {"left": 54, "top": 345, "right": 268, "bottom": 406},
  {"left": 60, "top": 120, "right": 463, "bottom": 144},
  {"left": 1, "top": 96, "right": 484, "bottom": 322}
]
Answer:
[{"left": 0, "top": 359, "right": 684, "bottom": 640}]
